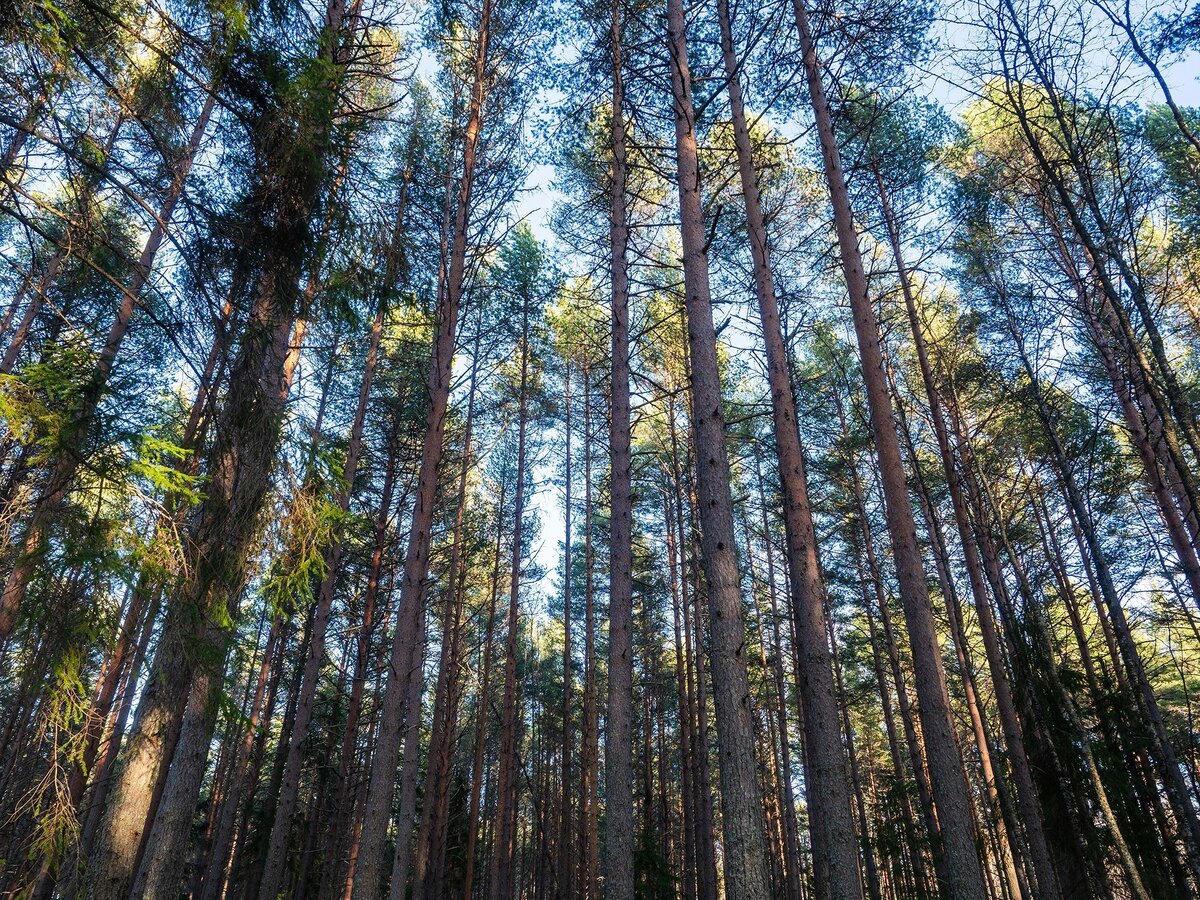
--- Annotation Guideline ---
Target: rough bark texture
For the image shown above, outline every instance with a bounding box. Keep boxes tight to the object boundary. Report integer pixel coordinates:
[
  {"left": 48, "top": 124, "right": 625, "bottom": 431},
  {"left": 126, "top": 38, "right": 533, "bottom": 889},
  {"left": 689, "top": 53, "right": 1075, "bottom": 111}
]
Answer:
[
  {"left": 666, "top": 0, "right": 773, "bottom": 896},
  {"left": 85, "top": 7, "right": 352, "bottom": 893},
  {"left": 716, "top": 3, "right": 863, "bottom": 896},
  {"left": 603, "top": 1, "right": 635, "bottom": 895},
  {"left": 789, "top": 3, "right": 987, "bottom": 896}
]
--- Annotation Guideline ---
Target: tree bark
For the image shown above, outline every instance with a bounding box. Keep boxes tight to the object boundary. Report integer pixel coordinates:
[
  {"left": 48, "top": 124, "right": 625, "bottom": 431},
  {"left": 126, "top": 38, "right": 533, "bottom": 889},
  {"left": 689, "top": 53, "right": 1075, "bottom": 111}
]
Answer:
[
  {"left": 789, "top": 4, "right": 987, "bottom": 895},
  {"left": 557, "top": 360, "right": 574, "bottom": 900},
  {"left": 463, "top": 477, "right": 507, "bottom": 900},
  {"left": 604, "top": 0, "right": 635, "bottom": 893},
  {"left": 84, "top": 6, "right": 353, "bottom": 888},
  {"left": 350, "top": 0, "right": 491, "bottom": 888},
  {"left": 258, "top": 293, "right": 387, "bottom": 899},
  {"left": 665, "top": 0, "right": 773, "bottom": 895},
  {"left": 874, "top": 164, "right": 1059, "bottom": 900},
  {"left": 716, "top": 5, "right": 864, "bottom": 896},
  {"left": 490, "top": 269, "right": 532, "bottom": 900}
]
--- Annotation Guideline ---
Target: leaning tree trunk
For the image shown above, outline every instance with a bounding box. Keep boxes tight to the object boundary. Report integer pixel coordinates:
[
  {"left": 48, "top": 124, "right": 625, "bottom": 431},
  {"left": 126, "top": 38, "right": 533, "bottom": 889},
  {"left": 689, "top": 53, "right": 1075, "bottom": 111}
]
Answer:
[
  {"left": 665, "top": 0, "right": 772, "bottom": 896},
  {"left": 0, "top": 110, "right": 133, "bottom": 634},
  {"left": 994, "top": 271, "right": 1200, "bottom": 887},
  {"left": 790, "top": 4, "right": 987, "bottom": 896},
  {"left": 350, "top": 2, "right": 492, "bottom": 892},
  {"left": 0, "top": 110, "right": 125, "bottom": 380},
  {"left": 874, "top": 165, "right": 1059, "bottom": 900},
  {"left": 717, "top": 3, "right": 863, "bottom": 896}
]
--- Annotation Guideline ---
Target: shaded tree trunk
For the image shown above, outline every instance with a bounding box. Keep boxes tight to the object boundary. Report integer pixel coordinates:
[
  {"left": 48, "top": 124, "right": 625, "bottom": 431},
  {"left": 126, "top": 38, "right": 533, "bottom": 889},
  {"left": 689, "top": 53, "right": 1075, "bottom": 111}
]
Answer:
[
  {"left": 665, "top": 0, "right": 773, "bottom": 895},
  {"left": 350, "top": 0, "right": 492, "bottom": 889},
  {"left": 604, "top": 0, "right": 635, "bottom": 894},
  {"left": 789, "top": 3, "right": 987, "bottom": 895}
]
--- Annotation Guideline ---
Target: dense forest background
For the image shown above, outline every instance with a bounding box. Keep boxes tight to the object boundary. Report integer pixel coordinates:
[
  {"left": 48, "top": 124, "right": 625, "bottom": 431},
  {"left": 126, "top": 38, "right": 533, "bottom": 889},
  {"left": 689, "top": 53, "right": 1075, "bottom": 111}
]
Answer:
[{"left": 1, "top": 0, "right": 1200, "bottom": 898}]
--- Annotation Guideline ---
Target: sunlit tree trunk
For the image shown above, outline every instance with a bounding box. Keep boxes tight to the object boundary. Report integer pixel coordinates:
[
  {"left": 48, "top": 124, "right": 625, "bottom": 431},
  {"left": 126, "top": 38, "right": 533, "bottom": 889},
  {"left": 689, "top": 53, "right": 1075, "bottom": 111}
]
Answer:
[
  {"left": 716, "top": 4, "right": 864, "bottom": 895},
  {"left": 873, "top": 164, "right": 1059, "bottom": 900}
]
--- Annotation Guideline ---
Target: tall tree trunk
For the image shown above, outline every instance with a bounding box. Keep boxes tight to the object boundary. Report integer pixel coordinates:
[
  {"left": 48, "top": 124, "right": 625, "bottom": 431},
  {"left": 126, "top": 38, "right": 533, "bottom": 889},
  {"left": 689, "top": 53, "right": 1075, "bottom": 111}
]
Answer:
[
  {"left": 386, "top": 594, "right": 430, "bottom": 900},
  {"left": 716, "top": 4, "right": 863, "bottom": 896},
  {"left": 558, "top": 362, "right": 574, "bottom": 900},
  {"left": 898, "top": 411, "right": 1020, "bottom": 900},
  {"left": 824, "top": 602, "right": 882, "bottom": 900},
  {"left": 258, "top": 293, "right": 388, "bottom": 899},
  {"left": 579, "top": 355, "right": 600, "bottom": 900},
  {"left": 463, "top": 479, "right": 507, "bottom": 900},
  {"left": 74, "top": 582, "right": 163, "bottom": 878},
  {"left": 490, "top": 281, "right": 532, "bottom": 900},
  {"left": 874, "top": 165, "right": 1059, "bottom": 900},
  {"left": 790, "top": 4, "right": 986, "bottom": 895},
  {"left": 350, "top": 0, "right": 492, "bottom": 889},
  {"left": 320, "top": 436, "right": 399, "bottom": 900},
  {"left": 853, "top": 535, "right": 931, "bottom": 900},
  {"left": 670, "top": 402, "right": 720, "bottom": 900},
  {"left": 844, "top": 457, "right": 946, "bottom": 895},
  {"left": 415, "top": 314, "right": 485, "bottom": 900},
  {"left": 199, "top": 612, "right": 283, "bottom": 900},
  {"left": 84, "top": 5, "right": 354, "bottom": 890},
  {"left": 0, "top": 90, "right": 218, "bottom": 638},
  {"left": 260, "top": 139, "right": 412, "bottom": 899},
  {"left": 665, "top": 0, "right": 772, "bottom": 895},
  {"left": 604, "top": 0, "right": 635, "bottom": 894},
  {"left": 750, "top": 452, "right": 805, "bottom": 900},
  {"left": 664, "top": 479, "right": 699, "bottom": 900}
]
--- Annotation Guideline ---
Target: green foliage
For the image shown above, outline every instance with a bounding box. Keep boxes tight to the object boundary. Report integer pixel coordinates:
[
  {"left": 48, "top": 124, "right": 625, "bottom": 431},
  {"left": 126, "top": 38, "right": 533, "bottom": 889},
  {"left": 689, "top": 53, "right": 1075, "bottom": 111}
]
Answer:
[
  {"left": 634, "top": 827, "right": 676, "bottom": 900},
  {"left": 1144, "top": 104, "right": 1200, "bottom": 240},
  {"left": 259, "top": 449, "right": 349, "bottom": 615},
  {"left": 129, "top": 432, "right": 204, "bottom": 505},
  {"left": 0, "top": 341, "right": 93, "bottom": 463}
]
